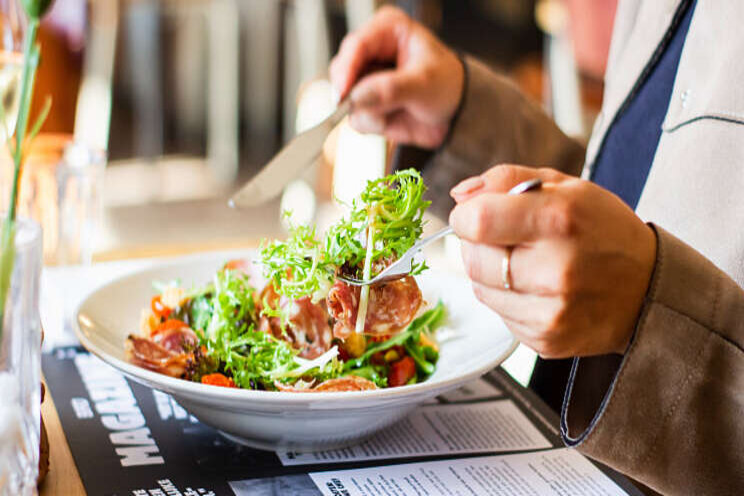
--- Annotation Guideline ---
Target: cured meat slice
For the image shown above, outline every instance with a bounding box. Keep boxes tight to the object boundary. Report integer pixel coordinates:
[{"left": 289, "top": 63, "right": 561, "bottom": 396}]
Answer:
[
  {"left": 327, "top": 276, "right": 423, "bottom": 339},
  {"left": 125, "top": 335, "right": 191, "bottom": 378},
  {"left": 258, "top": 284, "right": 333, "bottom": 359},
  {"left": 274, "top": 375, "right": 378, "bottom": 392},
  {"left": 312, "top": 376, "right": 378, "bottom": 392},
  {"left": 152, "top": 326, "right": 198, "bottom": 354}
]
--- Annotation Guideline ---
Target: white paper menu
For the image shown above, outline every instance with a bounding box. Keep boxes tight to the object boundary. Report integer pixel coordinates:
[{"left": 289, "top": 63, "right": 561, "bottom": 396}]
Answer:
[
  {"left": 309, "top": 448, "right": 631, "bottom": 496},
  {"left": 278, "top": 399, "right": 551, "bottom": 466},
  {"left": 438, "top": 378, "right": 503, "bottom": 403}
]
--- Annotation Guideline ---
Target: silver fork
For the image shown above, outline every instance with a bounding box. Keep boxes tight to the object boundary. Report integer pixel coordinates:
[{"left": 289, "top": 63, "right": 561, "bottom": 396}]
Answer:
[{"left": 337, "top": 178, "right": 543, "bottom": 286}]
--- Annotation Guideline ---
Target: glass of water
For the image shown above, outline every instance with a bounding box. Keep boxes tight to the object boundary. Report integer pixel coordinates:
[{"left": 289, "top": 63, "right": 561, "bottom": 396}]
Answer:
[
  {"left": 0, "top": 215, "right": 42, "bottom": 496},
  {"left": 10, "top": 134, "right": 106, "bottom": 265}
]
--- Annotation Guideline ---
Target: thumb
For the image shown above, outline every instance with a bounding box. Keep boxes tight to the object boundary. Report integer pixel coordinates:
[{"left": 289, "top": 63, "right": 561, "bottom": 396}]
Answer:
[
  {"left": 450, "top": 165, "right": 566, "bottom": 204},
  {"left": 349, "top": 69, "right": 421, "bottom": 114}
]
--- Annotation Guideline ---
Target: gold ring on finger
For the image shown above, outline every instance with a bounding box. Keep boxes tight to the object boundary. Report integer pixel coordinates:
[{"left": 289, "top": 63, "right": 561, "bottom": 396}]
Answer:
[{"left": 502, "top": 246, "right": 513, "bottom": 291}]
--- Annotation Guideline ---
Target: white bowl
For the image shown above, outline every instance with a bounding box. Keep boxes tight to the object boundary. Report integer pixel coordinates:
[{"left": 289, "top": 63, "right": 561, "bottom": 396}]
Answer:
[{"left": 75, "top": 252, "right": 517, "bottom": 451}]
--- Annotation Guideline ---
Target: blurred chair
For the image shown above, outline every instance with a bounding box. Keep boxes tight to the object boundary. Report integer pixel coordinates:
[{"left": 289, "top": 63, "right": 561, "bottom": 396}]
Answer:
[
  {"left": 206, "top": 0, "right": 240, "bottom": 184},
  {"left": 124, "top": 0, "right": 163, "bottom": 159},
  {"left": 74, "top": 0, "right": 117, "bottom": 152},
  {"left": 113, "top": 0, "right": 240, "bottom": 183},
  {"left": 283, "top": 0, "right": 331, "bottom": 143},
  {"left": 238, "top": 0, "right": 281, "bottom": 168}
]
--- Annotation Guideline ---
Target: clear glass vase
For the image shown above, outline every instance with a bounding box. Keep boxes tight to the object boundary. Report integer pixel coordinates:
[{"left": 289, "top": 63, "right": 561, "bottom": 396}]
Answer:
[{"left": 0, "top": 216, "right": 42, "bottom": 496}]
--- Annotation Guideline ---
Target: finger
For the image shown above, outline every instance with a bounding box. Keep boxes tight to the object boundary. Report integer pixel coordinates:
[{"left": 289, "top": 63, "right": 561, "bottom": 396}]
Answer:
[
  {"left": 349, "top": 110, "right": 386, "bottom": 135},
  {"left": 384, "top": 110, "right": 448, "bottom": 148},
  {"left": 461, "top": 240, "right": 572, "bottom": 296},
  {"left": 329, "top": 7, "right": 411, "bottom": 98},
  {"left": 499, "top": 317, "right": 535, "bottom": 342},
  {"left": 462, "top": 241, "right": 512, "bottom": 290},
  {"left": 471, "top": 282, "right": 557, "bottom": 329},
  {"left": 450, "top": 165, "right": 567, "bottom": 204},
  {"left": 497, "top": 317, "right": 564, "bottom": 359},
  {"left": 461, "top": 242, "right": 538, "bottom": 293},
  {"left": 450, "top": 190, "right": 564, "bottom": 245},
  {"left": 349, "top": 108, "right": 448, "bottom": 147},
  {"left": 349, "top": 69, "right": 422, "bottom": 114}
]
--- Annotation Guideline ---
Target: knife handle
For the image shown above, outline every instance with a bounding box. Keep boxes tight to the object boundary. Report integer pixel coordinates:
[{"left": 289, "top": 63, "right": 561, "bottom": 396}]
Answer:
[{"left": 340, "top": 61, "right": 397, "bottom": 102}]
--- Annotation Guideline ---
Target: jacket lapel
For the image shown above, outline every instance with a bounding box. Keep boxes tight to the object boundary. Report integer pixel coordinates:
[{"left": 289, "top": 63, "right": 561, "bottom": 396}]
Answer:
[
  {"left": 583, "top": 0, "right": 686, "bottom": 175},
  {"left": 661, "top": 1, "right": 744, "bottom": 131}
]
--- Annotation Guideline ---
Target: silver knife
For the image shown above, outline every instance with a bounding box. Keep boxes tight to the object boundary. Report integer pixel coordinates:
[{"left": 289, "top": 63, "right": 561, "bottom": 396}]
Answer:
[{"left": 229, "top": 99, "right": 352, "bottom": 208}]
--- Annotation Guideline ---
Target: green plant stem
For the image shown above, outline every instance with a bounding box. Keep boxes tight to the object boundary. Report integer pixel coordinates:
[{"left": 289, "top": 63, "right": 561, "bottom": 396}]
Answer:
[
  {"left": 0, "top": 221, "right": 15, "bottom": 336},
  {"left": 0, "top": 17, "right": 41, "bottom": 340},
  {"left": 7, "top": 18, "right": 39, "bottom": 222}
]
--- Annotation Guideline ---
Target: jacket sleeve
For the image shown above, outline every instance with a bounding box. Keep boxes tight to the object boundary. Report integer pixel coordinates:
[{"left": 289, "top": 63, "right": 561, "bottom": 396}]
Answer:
[
  {"left": 423, "top": 55, "right": 586, "bottom": 219},
  {"left": 561, "top": 225, "right": 744, "bottom": 495}
]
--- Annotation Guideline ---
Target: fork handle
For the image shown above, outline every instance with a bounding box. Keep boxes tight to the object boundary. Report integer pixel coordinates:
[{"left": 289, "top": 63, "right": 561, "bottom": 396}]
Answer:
[
  {"left": 413, "top": 179, "right": 542, "bottom": 250},
  {"left": 411, "top": 225, "right": 454, "bottom": 252}
]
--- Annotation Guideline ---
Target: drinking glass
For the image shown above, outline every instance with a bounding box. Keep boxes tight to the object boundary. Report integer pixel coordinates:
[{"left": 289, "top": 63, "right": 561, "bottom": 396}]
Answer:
[
  {"left": 12, "top": 134, "right": 106, "bottom": 265},
  {"left": 0, "top": 216, "right": 42, "bottom": 496}
]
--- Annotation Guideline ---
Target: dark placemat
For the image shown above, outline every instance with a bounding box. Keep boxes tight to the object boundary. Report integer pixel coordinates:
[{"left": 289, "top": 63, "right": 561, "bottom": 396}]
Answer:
[{"left": 43, "top": 347, "right": 644, "bottom": 496}]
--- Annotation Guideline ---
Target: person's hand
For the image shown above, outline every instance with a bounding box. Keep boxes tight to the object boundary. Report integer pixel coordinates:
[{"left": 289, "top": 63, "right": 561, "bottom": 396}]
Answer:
[
  {"left": 449, "top": 165, "right": 657, "bottom": 358},
  {"left": 329, "top": 6, "right": 464, "bottom": 148}
]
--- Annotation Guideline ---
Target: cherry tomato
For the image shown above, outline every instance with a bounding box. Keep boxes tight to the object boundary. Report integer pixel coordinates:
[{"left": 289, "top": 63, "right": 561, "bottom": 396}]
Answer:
[
  {"left": 152, "top": 319, "right": 189, "bottom": 337},
  {"left": 201, "top": 373, "right": 237, "bottom": 388},
  {"left": 151, "top": 295, "right": 172, "bottom": 320},
  {"left": 388, "top": 356, "right": 416, "bottom": 387},
  {"left": 223, "top": 259, "right": 250, "bottom": 273}
]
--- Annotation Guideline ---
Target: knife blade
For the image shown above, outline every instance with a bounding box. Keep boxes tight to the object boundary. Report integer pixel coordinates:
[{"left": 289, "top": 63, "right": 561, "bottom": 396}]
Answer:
[{"left": 229, "top": 99, "right": 351, "bottom": 208}]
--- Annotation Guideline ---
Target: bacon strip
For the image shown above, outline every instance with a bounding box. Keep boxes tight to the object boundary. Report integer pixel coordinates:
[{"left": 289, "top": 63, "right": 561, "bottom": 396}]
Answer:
[{"left": 327, "top": 276, "right": 423, "bottom": 339}]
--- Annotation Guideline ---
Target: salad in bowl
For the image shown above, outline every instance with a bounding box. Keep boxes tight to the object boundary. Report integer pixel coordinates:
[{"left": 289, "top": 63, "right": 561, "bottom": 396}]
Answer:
[
  {"left": 76, "top": 169, "right": 516, "bottom": 450},
  {"left": 126, "top": 170, "right": 446, "bottom": 392}
]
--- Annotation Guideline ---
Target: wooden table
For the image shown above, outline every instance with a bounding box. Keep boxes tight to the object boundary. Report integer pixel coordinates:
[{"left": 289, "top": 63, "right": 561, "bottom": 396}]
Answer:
[
  {"left": 38, "top": 243, "right": 258, "bottom": 496},
  {"left": 39, "top": 377, "right": 86, "bottom": 495}
]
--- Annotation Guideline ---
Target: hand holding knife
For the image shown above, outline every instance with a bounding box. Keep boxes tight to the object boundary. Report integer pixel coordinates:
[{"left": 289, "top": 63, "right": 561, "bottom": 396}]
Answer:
[{"left": 229, "top": 63, "right": 395, "bottom": 209}]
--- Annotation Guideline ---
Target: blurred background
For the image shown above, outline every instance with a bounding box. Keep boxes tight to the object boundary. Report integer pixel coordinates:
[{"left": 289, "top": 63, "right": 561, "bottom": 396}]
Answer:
[
  {"left": 1, "top": 0, "right": 618, "bottom": 382},
  {"left": 7, "top": 0, "right": 617, "bottom": 260}
]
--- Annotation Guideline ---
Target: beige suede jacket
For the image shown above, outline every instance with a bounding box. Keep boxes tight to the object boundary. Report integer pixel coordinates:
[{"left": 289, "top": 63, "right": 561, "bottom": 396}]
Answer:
[{"left": 424, "top": 1, "right": 744, "bottom": 494}]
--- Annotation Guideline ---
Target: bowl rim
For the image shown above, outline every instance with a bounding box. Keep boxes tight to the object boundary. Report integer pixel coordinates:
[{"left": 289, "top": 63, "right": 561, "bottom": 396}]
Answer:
[{"left": 74, "top": 255, "right": 519, "bottom": 405}]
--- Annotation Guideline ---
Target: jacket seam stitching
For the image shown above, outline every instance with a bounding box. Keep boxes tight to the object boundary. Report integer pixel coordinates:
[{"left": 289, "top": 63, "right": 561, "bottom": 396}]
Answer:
[
  {"left": 635, "top": 329, "right": 711, "bottom": 470},
  {"left": 652, "top": 299, "right": 744, "bottom": 355},
  {"left": 562, "top": 301, "right": 743, "bottom": 461},
  {"left": 649, "top": 225, "right": 742, "bottom": 353}
]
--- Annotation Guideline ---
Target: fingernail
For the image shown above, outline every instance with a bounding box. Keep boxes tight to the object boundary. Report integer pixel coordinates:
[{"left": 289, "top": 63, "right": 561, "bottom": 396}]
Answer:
[
  {"left": 352, "top": 112, "right": 385, "bottom": 134},
  {"left": 451, "top": 176, "right": 485, "bottom": 197},
  {"left": 350, "top": 85, "right": 379, "bottom": 107}
]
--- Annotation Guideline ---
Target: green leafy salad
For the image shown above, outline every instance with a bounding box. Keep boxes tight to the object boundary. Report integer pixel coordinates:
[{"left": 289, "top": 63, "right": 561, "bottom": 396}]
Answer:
[{"left": 126, "top": 169, "right": 447, "bottom": 392}]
